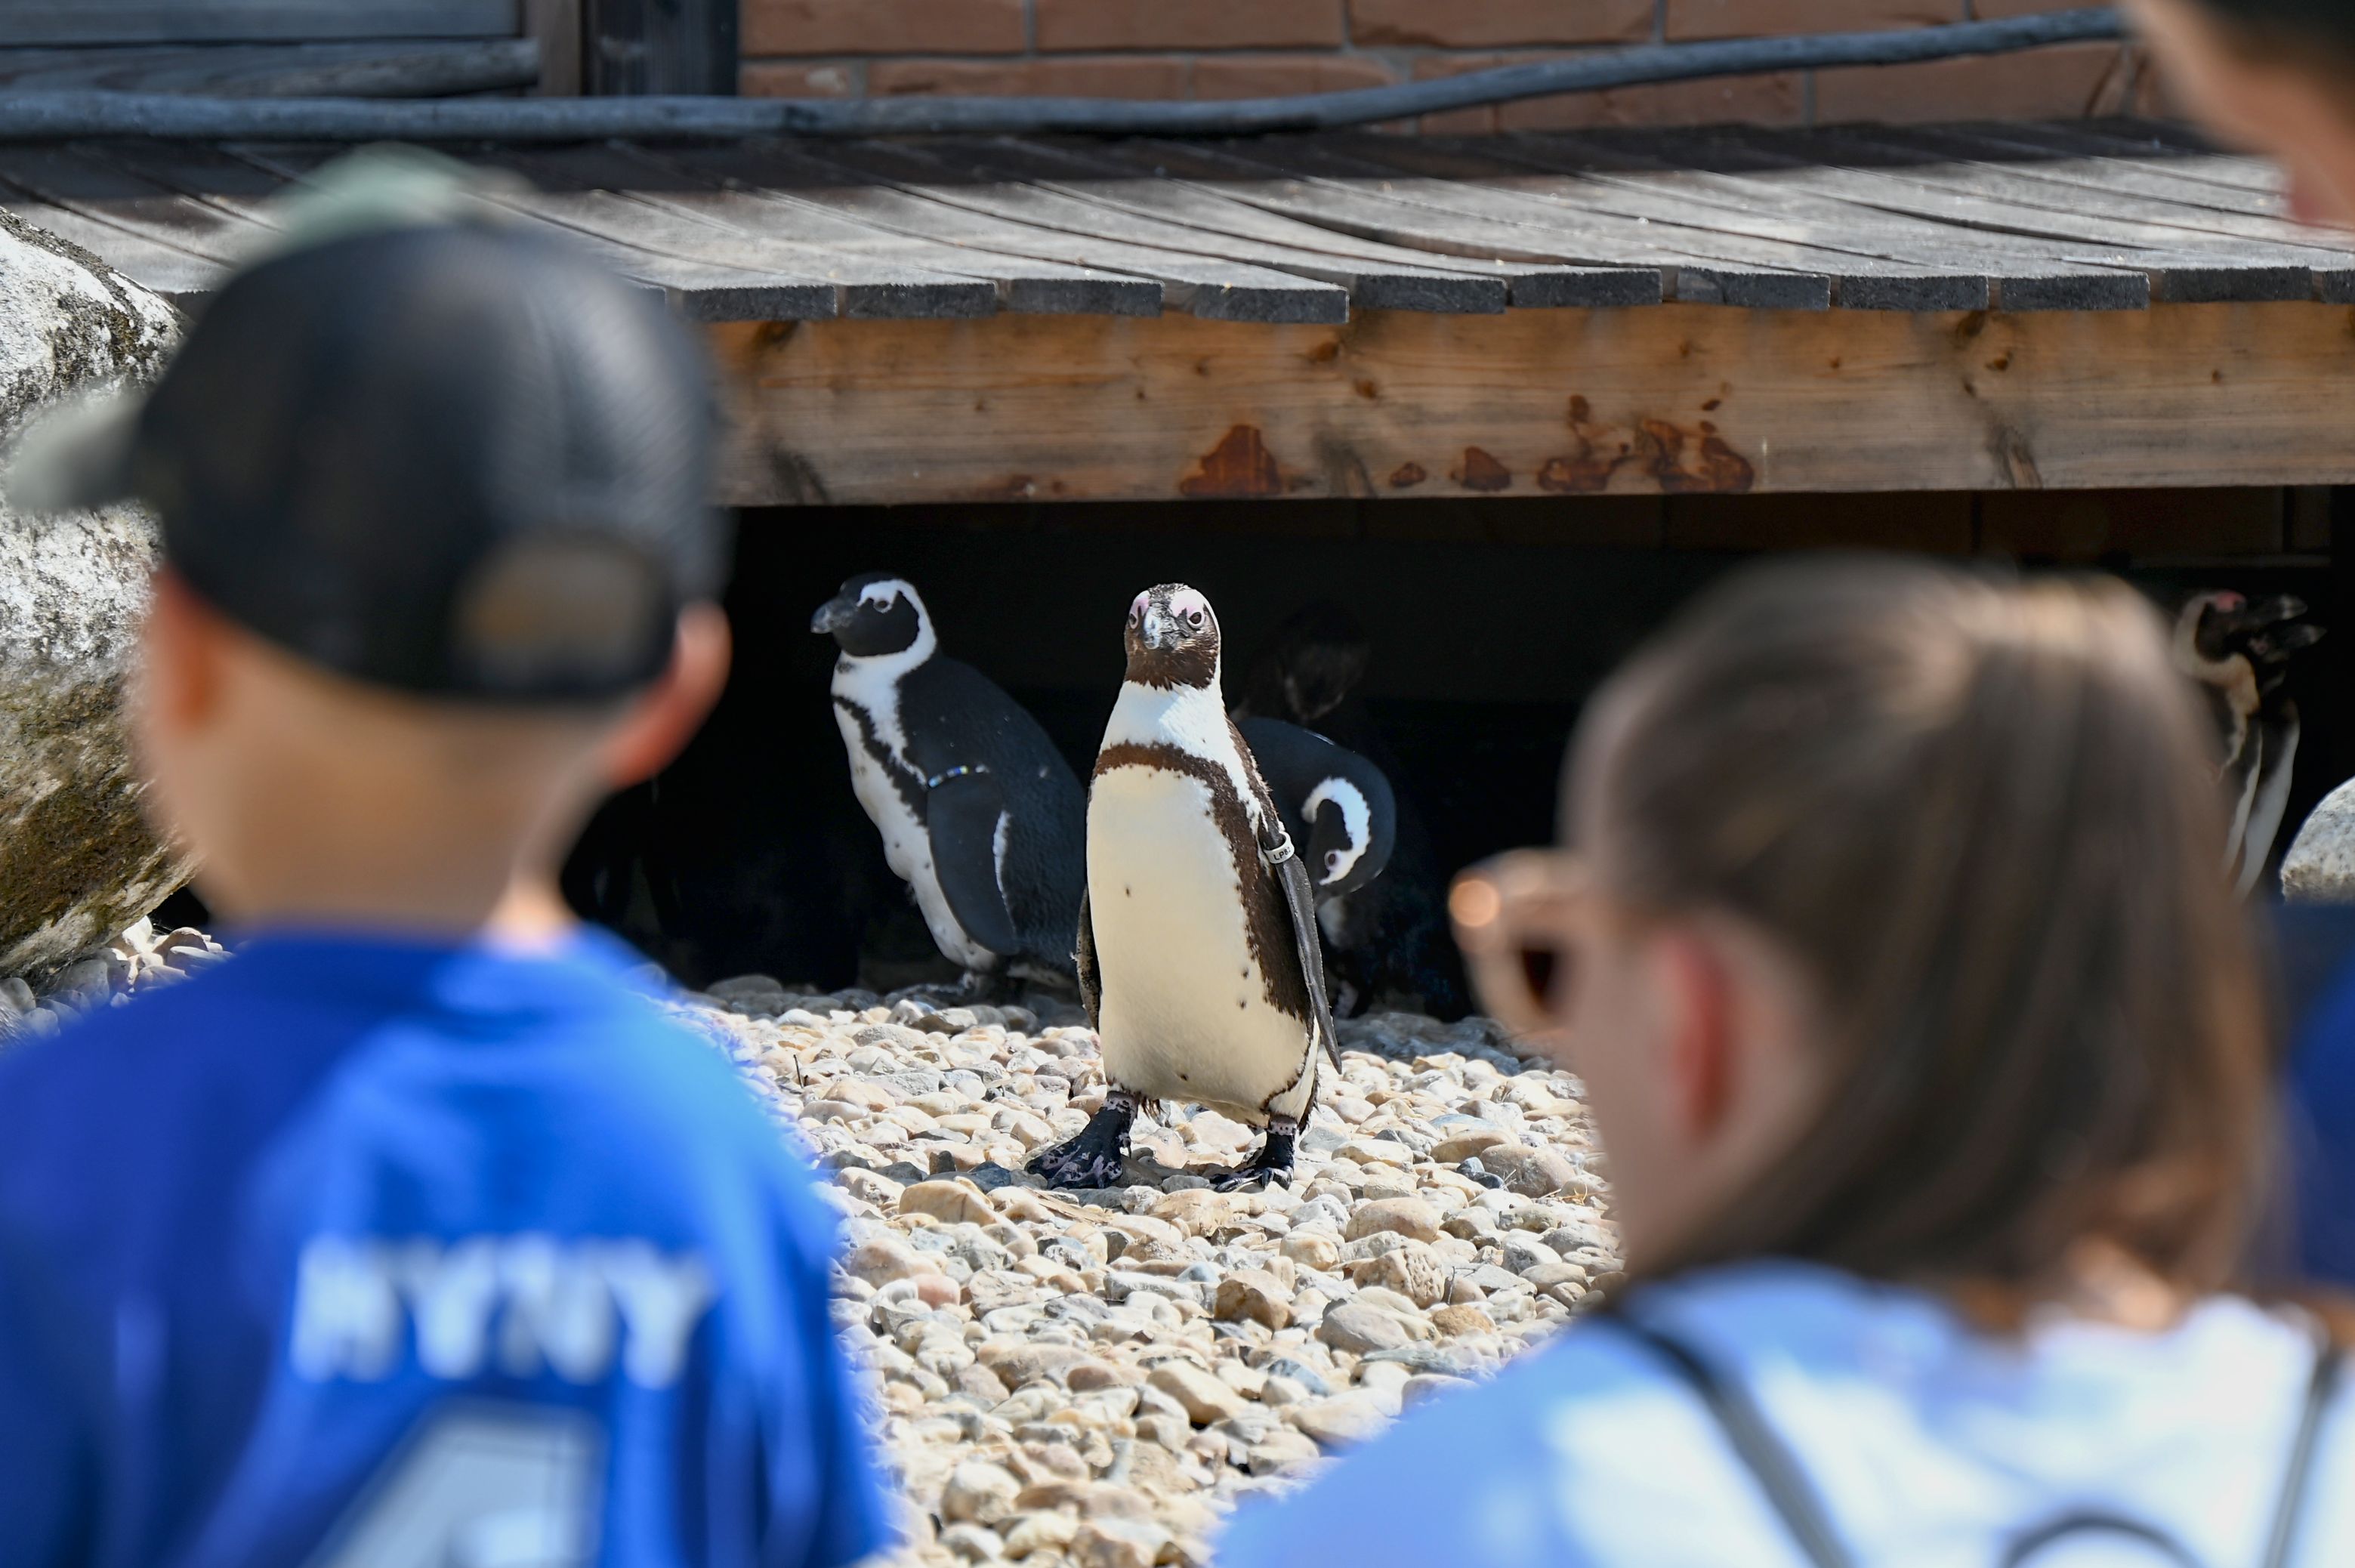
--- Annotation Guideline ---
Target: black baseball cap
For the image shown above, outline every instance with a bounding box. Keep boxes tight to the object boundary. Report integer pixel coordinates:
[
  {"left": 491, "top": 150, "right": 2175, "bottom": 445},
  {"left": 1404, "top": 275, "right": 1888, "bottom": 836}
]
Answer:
[{"left": 9, "top": 154, "right": 727, "bottom": 702}]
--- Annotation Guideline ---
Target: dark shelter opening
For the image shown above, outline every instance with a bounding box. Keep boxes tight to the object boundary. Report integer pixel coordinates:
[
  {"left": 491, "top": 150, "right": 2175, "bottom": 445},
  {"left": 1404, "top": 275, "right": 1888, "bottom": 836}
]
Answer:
[{"left": 543, "top": 486, "right": 2353, "bottom": 995}]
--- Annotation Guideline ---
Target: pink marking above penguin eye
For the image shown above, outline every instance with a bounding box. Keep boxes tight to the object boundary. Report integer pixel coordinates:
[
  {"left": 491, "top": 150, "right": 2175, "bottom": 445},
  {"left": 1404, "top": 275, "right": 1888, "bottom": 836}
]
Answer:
[
  {"left": 1128, "top": 591, "right": 1148, "bottom": 625},
  {"left": 1170, "top": 588, "right": 1211, "bottom": 628}
]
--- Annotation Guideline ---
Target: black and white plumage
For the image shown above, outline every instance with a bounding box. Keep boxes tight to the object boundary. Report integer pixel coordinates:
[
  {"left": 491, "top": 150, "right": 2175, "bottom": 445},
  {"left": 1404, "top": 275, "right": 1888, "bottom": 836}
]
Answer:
[
  {"left": 1234, "top": 716, "right": 1397, "bottom": 908},
  {"left": 1233, "top": 602, "right": 1468, "bottom": 1018},
  {"left": 2172, "top": 590, "right": 2325, "bottom": 899},
  {"left": 1029, "top": 584, "right": 1338, "bottom": 1193},
  {"left": 814, "top": 573, "right": 1085, "bottom": 986}
]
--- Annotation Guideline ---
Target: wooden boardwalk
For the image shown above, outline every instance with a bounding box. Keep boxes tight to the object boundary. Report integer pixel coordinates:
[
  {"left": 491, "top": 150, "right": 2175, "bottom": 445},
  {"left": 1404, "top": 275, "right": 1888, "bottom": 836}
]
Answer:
[
  {"left": 8, "top": 119, "right": 2347, "bottom": 318},
  {"left": 14, "top": 119, "right": 2355, "bottom": 502}
]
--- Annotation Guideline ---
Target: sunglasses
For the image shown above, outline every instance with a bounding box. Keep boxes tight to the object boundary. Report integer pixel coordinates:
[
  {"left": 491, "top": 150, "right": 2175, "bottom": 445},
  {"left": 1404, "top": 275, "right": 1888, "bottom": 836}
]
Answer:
[{"left": 1449, "top": 849, "right": 1597, "bottom": 1038}]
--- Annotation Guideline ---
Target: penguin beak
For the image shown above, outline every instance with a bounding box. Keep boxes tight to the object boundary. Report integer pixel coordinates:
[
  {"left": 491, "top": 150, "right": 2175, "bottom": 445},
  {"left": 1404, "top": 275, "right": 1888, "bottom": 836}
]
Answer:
[
  {"left": 1140, "top": 607, "right": 1174, "bottom": 649},
  {"left": 811, "top": 595, "right": 857, "bottom": 636}
]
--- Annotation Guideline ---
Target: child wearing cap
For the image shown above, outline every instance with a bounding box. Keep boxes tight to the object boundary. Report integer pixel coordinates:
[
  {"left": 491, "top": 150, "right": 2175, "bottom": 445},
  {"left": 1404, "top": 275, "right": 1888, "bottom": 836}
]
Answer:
[{"left": 0, "top": 179, "right": 890, "bottom": 1565}]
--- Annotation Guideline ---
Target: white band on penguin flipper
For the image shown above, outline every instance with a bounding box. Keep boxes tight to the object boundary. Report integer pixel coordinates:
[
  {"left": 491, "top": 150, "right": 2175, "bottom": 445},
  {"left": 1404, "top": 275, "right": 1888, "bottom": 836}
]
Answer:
[{"left": 1260, "top": 828, "right": 1296, "bottom": 867}]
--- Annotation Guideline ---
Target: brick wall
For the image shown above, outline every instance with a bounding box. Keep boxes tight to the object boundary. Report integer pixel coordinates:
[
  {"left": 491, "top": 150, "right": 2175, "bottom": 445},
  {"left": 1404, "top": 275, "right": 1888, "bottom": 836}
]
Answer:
[{"left": 738, "top": 0, "right": 2160, "bottom": 130}]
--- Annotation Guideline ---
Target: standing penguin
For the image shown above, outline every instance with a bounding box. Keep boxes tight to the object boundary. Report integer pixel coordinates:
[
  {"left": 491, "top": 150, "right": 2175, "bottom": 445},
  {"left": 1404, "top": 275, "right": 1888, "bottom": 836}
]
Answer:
[
  {"left": 2172, "top": 590, "right": 2325, "bottom": 898},
  {"left": 814, "top": 573, "right": 1085, "bottom": 987},
  {"left": 1029, "top": 585, "right": 1338, "bottom": 1191}
]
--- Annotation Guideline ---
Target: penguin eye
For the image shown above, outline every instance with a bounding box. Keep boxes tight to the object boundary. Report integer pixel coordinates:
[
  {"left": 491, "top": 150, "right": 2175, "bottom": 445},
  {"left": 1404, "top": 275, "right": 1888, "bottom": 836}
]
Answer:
[
  {"left": 1326, "top": 850, "right": 1342, "bottom": 872},
  {"left": 1187, "top": 609, "right": 1205, "bottom": 628}
]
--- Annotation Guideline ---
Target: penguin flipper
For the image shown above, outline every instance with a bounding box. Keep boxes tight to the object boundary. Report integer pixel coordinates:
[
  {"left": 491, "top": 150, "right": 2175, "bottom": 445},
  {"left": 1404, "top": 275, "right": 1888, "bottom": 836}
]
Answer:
[
  {"left": 1267, "top": 826, "right": 1342, "bottom": 1072},
  {"left": 1075, "top": 888, "right": 1101, "bottom": 1030},
  {"left": 2238, "top": 711, "right": 2301, "bottom": 900},
  {"left": 924, "top": 770, "right": 1023, "bottom": 962}
]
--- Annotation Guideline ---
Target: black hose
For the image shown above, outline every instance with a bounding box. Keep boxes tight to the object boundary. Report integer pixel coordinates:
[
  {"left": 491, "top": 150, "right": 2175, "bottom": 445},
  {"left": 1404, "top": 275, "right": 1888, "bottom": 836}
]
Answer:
[{"left": 0, "top": 8, "right": 2126, "bottom": 143}]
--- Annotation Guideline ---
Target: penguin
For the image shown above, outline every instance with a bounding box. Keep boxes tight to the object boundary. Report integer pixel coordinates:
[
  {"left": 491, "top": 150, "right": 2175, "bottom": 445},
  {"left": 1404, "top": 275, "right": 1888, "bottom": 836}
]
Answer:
[
  {"left": 1029, "top": 584, "right": 1339, "bottom": 1192},
  {"left": 1234, "top": 717, "right": 1397, "bottom": 909},
  {"left": 1232, "top": 602, "right": 1469, "bottom": 1018},
  {"left": 2171, "top": 590, "right": 2326, "bottom": 899},
  {"left": 813, "top": 573, "right": 1086, "bottom": 988},
  {"left": 1234, "top": 716, "right": 1398, "bottom": 1016}
]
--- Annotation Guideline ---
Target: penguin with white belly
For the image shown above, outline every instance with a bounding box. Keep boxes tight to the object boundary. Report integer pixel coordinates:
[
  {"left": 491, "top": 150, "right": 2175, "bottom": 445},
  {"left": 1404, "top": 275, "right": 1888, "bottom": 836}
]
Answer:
[
  {"left": 814, "top": 573, "right": 1086, "bottom": 988},
  {"left": 1029, "top": 585, "right": 1340, "bottom": 1191}
]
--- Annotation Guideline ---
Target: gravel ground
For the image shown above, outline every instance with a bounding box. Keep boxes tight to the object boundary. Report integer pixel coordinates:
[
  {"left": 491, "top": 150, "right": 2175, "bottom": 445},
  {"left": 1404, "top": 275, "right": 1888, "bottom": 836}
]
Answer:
[
  {"left": 673, "top": 974, "right": 1622, "bottom": 1568},
  {"left": 17, "top": 928, "right": 1621, "bottom": 1567},
  {"left": 0, "top": 915, "right": 228, "bottom": 1036}
]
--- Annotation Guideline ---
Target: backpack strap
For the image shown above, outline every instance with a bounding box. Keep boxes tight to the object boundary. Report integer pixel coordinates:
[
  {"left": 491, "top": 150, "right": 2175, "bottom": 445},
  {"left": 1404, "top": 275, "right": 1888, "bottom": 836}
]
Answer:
[
  {"left": 1619, "top": 1309, "right": 2343, "bottom": 1568},
  {"left": 1611, "top": 1313, "right": 1856, "bottom": 1568},
  {"left": 2000, "top": 1511, "right": 2202, "bottom": 1567},
  {"left": 2259, "top": 1335, "right": 2344, "bottom": 1568}
]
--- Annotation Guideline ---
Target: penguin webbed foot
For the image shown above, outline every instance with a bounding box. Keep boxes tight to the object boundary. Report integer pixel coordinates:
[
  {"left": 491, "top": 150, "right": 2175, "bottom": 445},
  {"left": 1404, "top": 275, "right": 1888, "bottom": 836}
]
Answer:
[
  {"left": 1214, "top": 1125, "right": 1298, "bottom": 1192},
  {"left": 1026, "top": 1101, "right": 1134, "bottom": 1189}
]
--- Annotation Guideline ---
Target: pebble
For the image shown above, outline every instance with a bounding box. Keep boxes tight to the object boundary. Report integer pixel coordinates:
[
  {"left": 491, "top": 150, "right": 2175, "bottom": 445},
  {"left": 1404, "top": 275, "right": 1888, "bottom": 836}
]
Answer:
[
  {"left": 656, "top": 983, "right": 1619, "bottom": 1566},
  {"left": 0, "top": 921, "right": 231, "bottom": 1044},
  {"left": 1343, "top": 1196, "right": 1443, "bottom": 1244},
  {"left": 1317, "top": 1301, "right": 1415, "bottom": 1356}
]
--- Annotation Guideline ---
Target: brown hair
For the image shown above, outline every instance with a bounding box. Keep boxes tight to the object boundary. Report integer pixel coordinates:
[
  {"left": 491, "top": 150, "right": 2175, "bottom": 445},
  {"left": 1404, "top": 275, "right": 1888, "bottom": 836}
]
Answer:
[{"left": 1576, "top": 557, "right": 2270, "bottom": 1301}]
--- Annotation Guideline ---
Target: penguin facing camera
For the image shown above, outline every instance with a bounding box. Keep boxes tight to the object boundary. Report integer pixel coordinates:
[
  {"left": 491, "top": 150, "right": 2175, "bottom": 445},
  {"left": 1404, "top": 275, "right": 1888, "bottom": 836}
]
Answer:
[
  {"left": 1029, "top": 584, "right": 1339, "bottom": 1192},
  {"left": 1233, "top": 602, "right": 1468, "bottom": 1018},
  {"left": 814, "top": 573, "right": 1086, "bottom": 990},
  {"left": 2171, "top": 590, "right": 2324, "bottom": 899}
]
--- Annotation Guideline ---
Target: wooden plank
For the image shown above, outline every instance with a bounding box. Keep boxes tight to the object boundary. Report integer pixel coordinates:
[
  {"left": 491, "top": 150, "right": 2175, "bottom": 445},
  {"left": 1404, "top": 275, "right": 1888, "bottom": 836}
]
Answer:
[
  {"left": 631, "top": 140, "right": 1348, "bottom": 322},
  {"left": 705, "top": 301, "right": 2355, "bottom": 505},
  {"left": 480, "top": 144, "right": 1156, "bottom": 317},
  {"left": 0, "top": 192, "right": 221, "bottom": 300},
  {"left": 522, "top": 0, "right": 579, "bottom": 96},
  {"left": 1865, "top": 123, "right": 2295, "bottom": 221},
  {"left": 0, "top": 2, "right": 518, "bottom": 47},
  {"left": 965, "top": 138, "right": 1659, "bottom": 310},
  {"left": 1810, "top": 125, "right": 2355, "bottom": 291},
  {"left": 821, "top": 139, "right": 1514, "bottom": 316},
  {"left": 1648, "top": 128, "right": 2325, "bottom": 304},
  {"left": 1476, "top": 131, "right": 2149, "bottom": 312},
  {"left": 0, "top": 40, "right": 539, "bottom": 96},
  {"left": 1326, "top": 131, "right": 2041, "bottom": 313},
  {"left": 100, "top": 140, "right": 832, "bottom": 319},
  {"left": 0, "top": 144, "right": 257, "bottom": 267},
  {"left": 1104, "top": 138, "right": 1838, "bottom": 311},
  {"left": 2069, "top": 119, "right": 2278, "bottom": 189}
]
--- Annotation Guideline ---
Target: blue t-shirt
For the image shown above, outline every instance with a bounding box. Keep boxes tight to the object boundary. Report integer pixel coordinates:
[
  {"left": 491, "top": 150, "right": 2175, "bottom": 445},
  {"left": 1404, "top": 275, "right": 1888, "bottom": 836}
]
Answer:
[
  {"left": 2289, "top": 944, "right": 2355, "bottom": 1284},
  {"left": 0, "top": 928, "right": 890, "bottom": 1568}
]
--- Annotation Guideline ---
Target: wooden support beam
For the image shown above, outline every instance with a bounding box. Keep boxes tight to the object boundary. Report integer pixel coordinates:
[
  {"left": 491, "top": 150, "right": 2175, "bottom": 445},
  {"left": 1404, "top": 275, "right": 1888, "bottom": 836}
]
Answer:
[
  {"left": 708, "top": 302, "right": 2355, "bottom": 507},
  {"left": 582, "top": 0, "right": 732, "bottom": 97}
]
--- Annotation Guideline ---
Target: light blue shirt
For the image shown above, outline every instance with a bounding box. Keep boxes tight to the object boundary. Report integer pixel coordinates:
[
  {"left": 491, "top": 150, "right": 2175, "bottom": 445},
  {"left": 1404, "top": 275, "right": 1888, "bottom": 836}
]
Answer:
[{"left": 1221, "top": 1261, "right": 2355, "bottom": 1567}]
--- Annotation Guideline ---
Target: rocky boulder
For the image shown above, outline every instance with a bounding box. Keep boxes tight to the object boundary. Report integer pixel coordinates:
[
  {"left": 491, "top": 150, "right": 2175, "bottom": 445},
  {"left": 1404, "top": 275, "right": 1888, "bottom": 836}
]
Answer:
[
  {"left": 2284, "top": 779, "right": 2355, "bottom": 904},
  {"left": 0, "top": 210, "right": 185, "bottom": 979}
]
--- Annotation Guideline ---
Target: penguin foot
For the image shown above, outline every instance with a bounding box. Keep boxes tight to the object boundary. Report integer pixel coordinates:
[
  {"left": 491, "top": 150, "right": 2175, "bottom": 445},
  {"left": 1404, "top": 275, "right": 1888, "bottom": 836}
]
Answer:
[
  {"left": 1026, "top": 1102, "right": 1134, "bottom": 1189},
  {"left": 1213, "top": 1125, "right": 1298, "bottom": 1192}
]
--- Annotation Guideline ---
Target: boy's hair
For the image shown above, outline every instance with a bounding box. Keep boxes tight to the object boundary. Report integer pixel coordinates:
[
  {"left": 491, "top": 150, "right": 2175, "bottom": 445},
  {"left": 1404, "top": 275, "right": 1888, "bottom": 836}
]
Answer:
[{"left": 1577, "top": 557, "right": 2269, "bottom": 1302}]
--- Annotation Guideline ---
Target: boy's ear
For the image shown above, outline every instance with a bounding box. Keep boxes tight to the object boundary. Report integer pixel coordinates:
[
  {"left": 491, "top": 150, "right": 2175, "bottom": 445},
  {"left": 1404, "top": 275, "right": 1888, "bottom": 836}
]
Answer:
[
  {"left": 600, "top": 604, "right": 731, "bottom": 789},
  {"left": 139, "top": 570, "right": 228, "bottom": 730},
  {"left": 1660, "top": 928, "right": 1736, "bottom": 1144}
]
